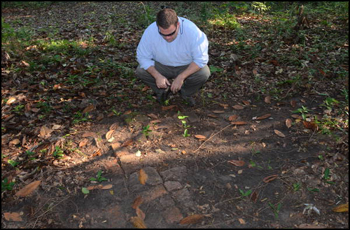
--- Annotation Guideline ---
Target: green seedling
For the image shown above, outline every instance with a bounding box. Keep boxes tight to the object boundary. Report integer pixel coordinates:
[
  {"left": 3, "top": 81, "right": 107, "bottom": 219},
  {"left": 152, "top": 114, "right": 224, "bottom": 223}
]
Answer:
[
  {"left": 90, "top": 170, "right": 108, "bottom": 182},
  {"left": 269, "top": 202, "right": 281, "bottom": 220},
  {"left": 2, "top": 178, "right": 15, "bottom": 192},
  {"left": 8, "top": 159, "right": 19, "bottom": 167},
  {"left": 178, "top": 112, "right": 191, "bottom": 137},
  {"left": 293, "top": 182, "right": 301, "bottom": 192},
  {"left": 53, "top": 146, "right": 64, "bottom": 158},
  {"left": 142, "top": 125, "right": 152, "bottom": 138},
  {"left": 239, "top": 189, "right": 252, "bottom": 197},
  {"left": 292, "top": 106, "right": 310, "bottom": 120}
]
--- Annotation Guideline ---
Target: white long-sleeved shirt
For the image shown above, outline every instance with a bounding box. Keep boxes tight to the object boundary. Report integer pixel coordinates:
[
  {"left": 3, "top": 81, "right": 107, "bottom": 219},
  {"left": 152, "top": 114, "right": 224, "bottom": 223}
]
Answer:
[{"left": 136, "top": 17, "right": 209, "bottom": 70}]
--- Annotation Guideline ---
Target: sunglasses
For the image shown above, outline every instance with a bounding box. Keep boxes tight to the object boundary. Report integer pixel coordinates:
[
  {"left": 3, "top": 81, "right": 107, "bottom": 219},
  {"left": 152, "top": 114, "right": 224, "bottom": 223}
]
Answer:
[{"left": 158, "top": 24, "right": 177, "bottom": 37}]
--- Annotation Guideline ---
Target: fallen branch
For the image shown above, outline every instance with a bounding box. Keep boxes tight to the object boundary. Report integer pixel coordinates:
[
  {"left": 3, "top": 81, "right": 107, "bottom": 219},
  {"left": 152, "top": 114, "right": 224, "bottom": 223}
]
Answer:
[{"left": 193, "top": 124, "right": 233, "bottom": 154}]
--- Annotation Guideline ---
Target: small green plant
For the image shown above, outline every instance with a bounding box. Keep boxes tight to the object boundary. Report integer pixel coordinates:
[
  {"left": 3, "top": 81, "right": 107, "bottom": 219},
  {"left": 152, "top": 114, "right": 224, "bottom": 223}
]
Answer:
[
  {"left": 293, "top": 182, "right": 301, "bottom": 192},
  {"left": 142, "top": 125, "right": 152, "bottom": 138},
  {"left": 12, "top": 104, "right": 24, "bottom": 114},
  {"left": 268, "top": 202, "right": 281, "bottom": 219},
  {"left": 177, "top": 112, "right": 190, "bottom": 137},
  {"left": 239, "top": 188, "right": 252, "bottom": 197},
  {"left": 292, "top": 106, "right": 310, "bottom": 120},
  {"left": 72, "top": 111, "right": 90, "bottom": 124},
  {"left": 90, "top": 170, "right": 108, "bottom": 183},
  {"left": 8, "top": 159, "right": 19, "bottom": 167},
  {"left": 53, "top": 146, "right": 64, "bottom": 158},
  {"left": 2, "top": 178, "right": 15, "bottom": 192}
]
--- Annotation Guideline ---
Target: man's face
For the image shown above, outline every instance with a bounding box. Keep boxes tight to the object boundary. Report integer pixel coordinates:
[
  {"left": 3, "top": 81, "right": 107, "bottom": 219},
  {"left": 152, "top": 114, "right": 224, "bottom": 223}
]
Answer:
[{"left": 158, "top": 22, "right": 179, "bottom": 43}]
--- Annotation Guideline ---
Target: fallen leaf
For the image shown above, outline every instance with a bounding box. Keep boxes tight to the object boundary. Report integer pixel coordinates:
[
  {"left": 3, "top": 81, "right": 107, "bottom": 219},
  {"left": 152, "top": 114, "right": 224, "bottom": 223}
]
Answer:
[
  {"left": 231, "top": 121, "right": 248, "bottom": 125},
  {"left": 121, "top": 138, "right": 133, "bottom": 147},
  {"left": 207, "top": 114, "right": 218, "bottom": 118},
  {"left": 161, "top": 105, "right": 177, "bottom": 111},
  {"left": 147, "top": 113, "right": 158, "bottom": 119},
  {"left": 291, "top": 114, "right": 302, "bottom": 119},
  {"left": 105, "top": 130, "right": 115, "bottom": 140},
  {"left": 130, "top": 216, "right": 147, "bottom": 228},
  {"left": 290, "top": 100, "right": 297, "bottom": 108},
  {"left": 194, "top": 135, "right": 206, "bottom": 140},
  {"left": 228, "top": 115, "right": 238, "bottom": 121},
  {"left": 250, "top": 190, "right": 258, "bottom": 203},
  {"left": 332, "top": 203, "right": 348, "bottom": 213},
  {"left": 109, "top": 122, "right": 119, "bottom": 130},
  {"left": 264, "top": 96, "right": 271, "bottom": 104},
  {"left": 82, "top": 131, "right": 97, "bottom": 138},
  {"left": 219, "top": 103, "right": 229, "bottom": 108},
  {"left": 242, "top": 100, "right": 250, "bottom": 105},
  {"left": 286, "top": 119, "right": 292, "bottom": 128},
  {"left": 228, "top": 160, "right": 245, "bottom": 166},
  {"left": 256, "top": 114, "right": 271, "bottom": 120},
  {"left": 132, "top": 196, "right": 144, "bottom": 209},
  {"left": 232, "top": 105, "right": 244, "bottom": 110},
  {"left": 3, "top": 212, "right": 23, "bottom": 221},
  {"left": 263, "top": 174, "right": 278, "bottom": 183},
  {"left": 274, "top": 129, "right": 285, "bottom": 138},
  {"left": 15, "top": 180, "right": 41, "bottom": 197},
  {"left": 303, "top": 121, "right": 318, "bottom": 131},
  {"left": 102, "top": 184, "right": 113, "bottom": 190},
  {"left": 6, "top": 97, "right": 16, "bottom": 105},
  {"left": 213, "top": 110, "right": 225, "bottom": 114},
  {"left": 82, "top": 104, "right": 95, "bottom": 113},
  {"left": 180, "top": 214, "right": 205, "bottom": 225},
  {"left": 253, "top": 69, "right": 258, "bottom": 76},
  {"left": 139, "top": 169, "right": 148, "bottom": 185},
  {"left": 136, "top": 207, "right": 146, "bottom": 220},
  {"left": 39, "top": 125, "right": 52, "bottom": 138},
  {"left": 238, "top": 218, "right": 246, "bottom": 225},
  {"left": 79, "top": 138, "right": 89, "bottom": 148}
]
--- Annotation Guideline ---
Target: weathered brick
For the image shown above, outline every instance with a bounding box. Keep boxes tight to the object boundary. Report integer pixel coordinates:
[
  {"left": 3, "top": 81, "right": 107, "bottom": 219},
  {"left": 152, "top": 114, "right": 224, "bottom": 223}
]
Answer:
[
  {"left": 162, "top": 207, "right": 183, "bottom": 224},
  {"left": 160, "top": 166, "right": 187, "bottom": 182},
  {"left": 164, "top": 181, "right": 183, "bottom": 192}
]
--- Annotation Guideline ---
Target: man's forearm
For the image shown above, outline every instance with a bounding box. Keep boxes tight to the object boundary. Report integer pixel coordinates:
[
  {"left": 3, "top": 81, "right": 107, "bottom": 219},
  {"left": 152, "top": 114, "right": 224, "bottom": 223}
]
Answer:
[
  {"left": 146, "top": 66, "right": 163, "bottom": 80},
  {"left": 177, "top": 62, "right": 200, "bottom": 80}
]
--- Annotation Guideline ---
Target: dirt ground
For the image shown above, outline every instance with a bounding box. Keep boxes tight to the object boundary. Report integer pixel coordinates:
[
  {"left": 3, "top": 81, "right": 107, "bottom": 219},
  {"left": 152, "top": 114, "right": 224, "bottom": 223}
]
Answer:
[{"left": 1, "top": 1, "right": 349, "bottom": 229}]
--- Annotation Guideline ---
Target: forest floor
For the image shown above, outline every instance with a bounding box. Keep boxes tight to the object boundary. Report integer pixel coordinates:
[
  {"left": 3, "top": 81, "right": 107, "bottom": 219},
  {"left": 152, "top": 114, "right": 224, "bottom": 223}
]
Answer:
[{"left": 1, "top": 2, "right": 349, "bottom": 228}]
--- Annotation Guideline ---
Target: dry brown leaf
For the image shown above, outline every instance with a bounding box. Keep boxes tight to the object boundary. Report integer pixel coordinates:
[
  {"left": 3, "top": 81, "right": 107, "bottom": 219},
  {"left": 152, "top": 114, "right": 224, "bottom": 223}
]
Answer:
[
  {"left": 180, "top": 214, "right": 204, "bottom": 225},
  {"left": 231, "top": 121, "right": 248, "bottom": 125},
  {"left": 238, "top": 218, "right": 246, "bottom": 225},
  {"left": 263, "top": 174, "right": 278, "bottom": 183},
  {"left": 228, "top": 160, "right": 245, "bottom": 166},
  {"left": 213, "top": 110, "right": 225, "bottom": 114},
  {"left": 82, "top": 104, "right": 95, "bottom": 113},
  {"left": 121, "top": 138, "right": 133, "bottom": 147},
  {"left": 194, "top": 135, "right": 206, "bottom": 140},
  {"left": 39, "top": 125, "right": 52, "bottom": 138},
  {"left": 109, "top": 122, "right": 119, "bottom": 131},
  {"left": 253, "top": 69, "right": 258, "bottom": 76},
  {"left": 6, "top": 97, "right": 16, "bottom": 105},
  {"left": 82, "top": 131, "right": 97, "bottom": 138},
  {"left": 161, "top": 105, "right": 177, "bottom": 111},
  {"left": 274, "top": 129, "right": 285, "bottom": 138},
  {"left": 228, "top": 115, "right": 238, "bottom": 121},
  {"left": 242, "top": 100, "right": 250, "bottom": 105},
  {"left": 102, "top": 184, "right": 113, "bottom": 190},
  {"left": 219, "top": 103, "right": 229, "bottom": 109},
  {"left": 139, "top": 169, "right": 148, "bottom": 185},
  {"left": 290, "top": 100, "right": 297, "bottom": 108},
  {"left": 79, "top": 138, "right": 89, "bottom": 148},
  {"left": 3, "top": 212, "right": 23, "bottom": 221},
  {"left": 232, "top": 105, "right": 244, "bottom": 110},
  {"left": 303, "top": 121, "right": 318, "bottom": 131},
  {"left": 286, "top": 118, "right": 292, "bottom": 128},
  {"left": 147, "top": 113, "right": 158, "bottom": 119},
  {"left": 291, "top": 114, "right": 302, "bottom": 119},
  {"left": 136, "top": 207, "right": 146, "bottom": 220},
  {"left": 132, "top": 196, "right": 144, "bottom": 209},
  {"left": 250, "top": 190, "right": 258, "bottom": 203},
  {"left": 105, "top": 130, "right": 115, "bottom": 140},
  {"left": 130, "top": 216, "right": 147, "bottom": 228},
  {"left": 15, "top": 180, "right": 41, "bottom": 197},
  {"left": 264, "top": 96, "right": 271, "bottom": 104},
  {"left": 332, "top": 203, "right": 348, "bottom": 213},
  {"left": 256, "top": 114, "right": 271, "bottom": 120}
]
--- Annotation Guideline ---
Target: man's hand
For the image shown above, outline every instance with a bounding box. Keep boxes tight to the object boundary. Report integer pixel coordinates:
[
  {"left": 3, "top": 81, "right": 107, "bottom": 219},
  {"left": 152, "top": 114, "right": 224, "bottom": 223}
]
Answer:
[
  {"left": 170, "top": 76, "right": 184, "bottom": 94},
  {"left": 155, "top": 76, "right": 171, "bottom": 89}
]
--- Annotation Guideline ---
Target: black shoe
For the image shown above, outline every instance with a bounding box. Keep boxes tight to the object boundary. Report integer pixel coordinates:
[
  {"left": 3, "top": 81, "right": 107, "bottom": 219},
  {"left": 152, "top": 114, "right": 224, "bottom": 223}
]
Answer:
[{"left": 182, "top": 95, "right": 195, "bottom": 107}]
